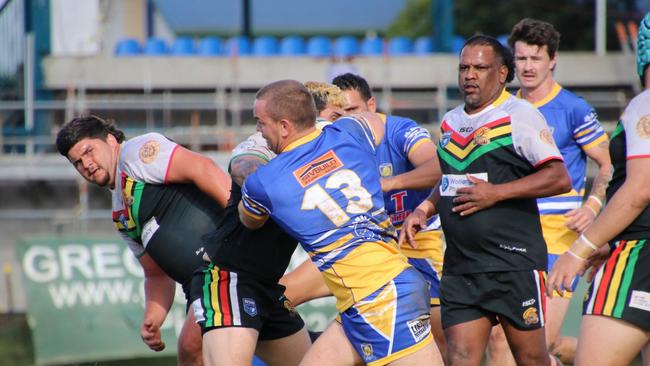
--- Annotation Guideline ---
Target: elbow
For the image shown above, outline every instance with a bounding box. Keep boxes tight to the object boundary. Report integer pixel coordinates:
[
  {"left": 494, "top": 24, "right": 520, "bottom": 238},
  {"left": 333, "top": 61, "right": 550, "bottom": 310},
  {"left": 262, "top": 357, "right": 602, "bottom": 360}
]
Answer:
[{"left": 556, "top": 170, "right": 572, "bottom": 194}]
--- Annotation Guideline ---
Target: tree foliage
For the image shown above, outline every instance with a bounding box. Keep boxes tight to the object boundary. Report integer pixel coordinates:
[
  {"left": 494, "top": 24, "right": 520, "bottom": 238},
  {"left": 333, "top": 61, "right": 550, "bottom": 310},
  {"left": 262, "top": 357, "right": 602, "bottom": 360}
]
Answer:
[{"left": 387, "top": 0, "right": 642, "bottom": 51}]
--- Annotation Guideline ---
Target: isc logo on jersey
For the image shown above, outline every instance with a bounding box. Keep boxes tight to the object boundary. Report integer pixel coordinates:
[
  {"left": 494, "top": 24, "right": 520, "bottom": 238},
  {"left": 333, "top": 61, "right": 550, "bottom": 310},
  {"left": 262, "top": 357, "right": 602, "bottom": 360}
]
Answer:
[{"left": 293, "top": 150, "right": 344, "bottom": 187}]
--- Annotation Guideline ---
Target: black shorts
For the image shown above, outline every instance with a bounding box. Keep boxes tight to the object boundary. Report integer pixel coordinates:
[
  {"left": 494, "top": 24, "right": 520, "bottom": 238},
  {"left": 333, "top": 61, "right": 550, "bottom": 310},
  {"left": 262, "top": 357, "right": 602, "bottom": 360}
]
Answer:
[
  {"left": 440, "top": 270, "right": 547, "bottom": 330},
  {"left": 190, "top": 262, "right": 305, "bottom": 340},
  {"left": 584, "top": 239, "right": 650, "bottom": 331}
]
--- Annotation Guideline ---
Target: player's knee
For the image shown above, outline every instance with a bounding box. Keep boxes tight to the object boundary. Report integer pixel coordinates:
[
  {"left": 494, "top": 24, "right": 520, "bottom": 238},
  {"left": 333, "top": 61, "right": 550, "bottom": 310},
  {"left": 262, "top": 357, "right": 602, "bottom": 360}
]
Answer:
[
  {"left": 513, "top": 349, "right": 551, "bottom": 366},
  {"left": 487, "top": 328, "right": 509, "bottom": 354},
  {"left": 446, "top": 339, "right": 478, "bottom": 364},
  {"left": 177, "top": 336, "right": 203, "bottom": 366}
]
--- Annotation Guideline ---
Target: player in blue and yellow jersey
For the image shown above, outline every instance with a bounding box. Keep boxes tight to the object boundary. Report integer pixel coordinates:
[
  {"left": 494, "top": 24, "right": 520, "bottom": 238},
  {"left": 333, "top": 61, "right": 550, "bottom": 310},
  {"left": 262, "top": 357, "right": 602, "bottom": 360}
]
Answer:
[
  {"left": 401, "top": 35, "right": 571, "bottom": 366},
  {"left": 240, "top": 80, "right": 443, "bottom": 365},
  {"left": 548, "top": 14, "right": 650, "bottom": 363},
  {"left": 332, "top": 73, "right": 446, "bottom": 358},
  {"left": 484, "top": 18, "right": 612, "bottom": 366}
]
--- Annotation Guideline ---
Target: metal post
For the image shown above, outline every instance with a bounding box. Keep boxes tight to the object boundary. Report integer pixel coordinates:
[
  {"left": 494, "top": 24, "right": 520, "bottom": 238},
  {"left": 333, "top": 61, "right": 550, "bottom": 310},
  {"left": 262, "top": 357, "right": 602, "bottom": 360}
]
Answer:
[
  {"left": 595, "top": 0, "right": 606, "bottom": 56},
  {"left": 24, "top": 32, "right": 35, "bottom": 156}
]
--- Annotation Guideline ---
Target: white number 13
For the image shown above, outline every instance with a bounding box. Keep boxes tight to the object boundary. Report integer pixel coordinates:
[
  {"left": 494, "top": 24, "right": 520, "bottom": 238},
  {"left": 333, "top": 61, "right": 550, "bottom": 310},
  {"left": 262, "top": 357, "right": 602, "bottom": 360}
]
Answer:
[{"left": 301, "top": 169, "right": 373, "bottom": 226}]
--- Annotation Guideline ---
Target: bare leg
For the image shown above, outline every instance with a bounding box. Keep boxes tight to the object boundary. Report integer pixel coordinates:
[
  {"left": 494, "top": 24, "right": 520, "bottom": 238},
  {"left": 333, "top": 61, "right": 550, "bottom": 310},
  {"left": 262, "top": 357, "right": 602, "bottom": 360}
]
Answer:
[
  {"left": 445, "top": 317, "right": 492, "bottom": 366},
  {"left": 545, "top": 295, "right": 577, "bottom": 363},
  {"left": 299, "top": 321, "right": 363, "bottom": 366},
  {"left": 280, "top": 259, "right": 332, "bottom": 306},
  {"left": 500, "top": 318, "right": 550, "bottom": 366},
  {"left": 575, "top": 315, "right": 649, "bottom": 366},
  {"left": 257, "top": 326, "right": 312, "bottom": 366},
  {"left": 202, "top": 327, "right": 258, "bottom": 366},
  {"left": 486, "top": 324, "right": 516, "bottom": 366},
  {"left": 430, "top": 306, "right": 447, "bottom": 362},
  {"left": 178, "top": 310, "right": 204, "bottom": 366}
]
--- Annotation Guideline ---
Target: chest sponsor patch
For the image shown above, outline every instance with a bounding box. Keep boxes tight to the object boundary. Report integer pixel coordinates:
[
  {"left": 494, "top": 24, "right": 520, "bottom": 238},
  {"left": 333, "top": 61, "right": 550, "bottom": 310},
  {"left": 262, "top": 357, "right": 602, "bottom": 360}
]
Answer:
[
  {"left": 439, "top": 173, "right": 488, "bottom": 196},
  {"left": 293, "top": 150, "right": 343, "bottom": 187},
  {"left": 629, "top": 290, "right": 650, "bottom": 312},
  {"left": 139, "top": 140, "right": 161, "bottom": 164}
]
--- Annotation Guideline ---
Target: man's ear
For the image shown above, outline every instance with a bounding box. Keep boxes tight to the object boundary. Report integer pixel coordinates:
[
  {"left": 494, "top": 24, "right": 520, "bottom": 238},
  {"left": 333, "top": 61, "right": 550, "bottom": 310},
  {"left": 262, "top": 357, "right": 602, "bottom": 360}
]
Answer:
[
  {"left": 367, "top": 96, "right": 377, "bottom": 113},
  {"left": 279, "top": 119, "right": 292, "bottom": 138}
]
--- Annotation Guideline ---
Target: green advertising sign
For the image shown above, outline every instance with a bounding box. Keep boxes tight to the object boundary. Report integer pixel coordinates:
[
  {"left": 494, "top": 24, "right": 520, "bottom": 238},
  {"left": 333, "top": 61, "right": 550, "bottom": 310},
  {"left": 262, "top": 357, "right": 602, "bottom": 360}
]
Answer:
[{"left": 17, "top": 235, "right": 337, "bottom": 365}]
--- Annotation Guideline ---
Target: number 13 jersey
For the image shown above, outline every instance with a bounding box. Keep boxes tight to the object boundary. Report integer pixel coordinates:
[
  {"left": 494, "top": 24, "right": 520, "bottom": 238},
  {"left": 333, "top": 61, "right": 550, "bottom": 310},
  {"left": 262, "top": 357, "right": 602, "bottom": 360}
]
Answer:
[{"left": 241, "top": 116, "right": 410, "bottom": 311}]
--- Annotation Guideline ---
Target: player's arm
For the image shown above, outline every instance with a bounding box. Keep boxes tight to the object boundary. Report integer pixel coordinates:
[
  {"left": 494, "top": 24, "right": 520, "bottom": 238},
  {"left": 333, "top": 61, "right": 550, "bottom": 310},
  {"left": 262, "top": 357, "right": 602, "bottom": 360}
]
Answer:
[
  {"left": 238, "top": 201, "right": 268, "bottom": 229},
  {"left": 165, "top": 146, "right": 231, "bottom": 208},
  {"left": 138, "top": 252, "right": 176, "bottom": 352},
  {"left": 548, "top": 157, "right": 650, "bottom": 296},
  {"left": 565, "top": 138, "right": 612, "bottom": 232},
  {"left": 230, "top": 154, "right": 268, "bottom": 187},
  {"left": 382, "top": 141, "right": 441, "bottom": 192},
  {"left": 453, "top": 159, "right": 571, "bottom": 217},
  {"left": 280, "top": 259, "right": 332, "bottom": 306},
  {"left": 399, "top": 186, "right": 441, "bottom": 248}
]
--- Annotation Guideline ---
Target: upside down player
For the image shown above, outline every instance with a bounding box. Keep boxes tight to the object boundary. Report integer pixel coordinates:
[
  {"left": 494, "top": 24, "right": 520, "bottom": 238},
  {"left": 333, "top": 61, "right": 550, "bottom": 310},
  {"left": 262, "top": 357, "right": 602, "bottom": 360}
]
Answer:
[{"left": 240, "top": 80, "right": 443, "bottom": 365}]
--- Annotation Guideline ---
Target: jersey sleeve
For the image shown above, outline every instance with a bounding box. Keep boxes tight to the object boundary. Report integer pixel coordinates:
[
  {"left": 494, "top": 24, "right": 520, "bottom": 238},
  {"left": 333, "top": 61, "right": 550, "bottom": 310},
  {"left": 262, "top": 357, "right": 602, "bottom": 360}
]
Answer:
[
  {"left": 334, "top": 115, "right": 378, "bottom": 153},
  {"left": 241, "top": 171, "right": 272, "bottom": 219},
  {"left": 621, "top": 95, "right": 650, "bottom": 159},
  {"left": 389, "top": 118, "right": 432, "bottom": 159},
  {"left": 120, "top": 133, "right": 179, "bottom": 184},
  {"left": 229, "top": 132, "right": 276, "bottom": 172},
  {"left": 571, "top": 100, "right": 607, "bottom": 150},
  {"left": 511, "top": 105, "right": 564, "bottom": 167}
]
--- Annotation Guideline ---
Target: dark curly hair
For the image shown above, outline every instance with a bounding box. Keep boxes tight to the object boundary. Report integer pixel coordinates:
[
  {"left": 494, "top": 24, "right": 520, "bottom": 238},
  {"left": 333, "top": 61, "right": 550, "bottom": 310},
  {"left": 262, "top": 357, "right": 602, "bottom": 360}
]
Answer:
[
  {"left": 56, "top": 115, "right": 125, "bottom": 157},
  {"left": 508, "top": 18, "right": 561, "bottom": 60}
]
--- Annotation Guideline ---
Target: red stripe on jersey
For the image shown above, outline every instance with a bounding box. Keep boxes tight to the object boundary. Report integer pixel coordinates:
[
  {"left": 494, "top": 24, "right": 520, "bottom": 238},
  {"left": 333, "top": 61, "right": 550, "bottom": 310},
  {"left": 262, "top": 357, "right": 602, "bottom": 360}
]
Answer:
[
  {"left": 218, "top": 270, "right": 232, "bottom": 326},
  {"left": 441, "top": 116, "right": 511, "bottom": 146},
  {"left": 533, "top": 156, "right": 564, "bottom": 168},
  {"left": 627, "top": 154, "right": 650, "bottom": 160},
  {"left": 164, "top": 144, "right": 180, "bottom": 184}
]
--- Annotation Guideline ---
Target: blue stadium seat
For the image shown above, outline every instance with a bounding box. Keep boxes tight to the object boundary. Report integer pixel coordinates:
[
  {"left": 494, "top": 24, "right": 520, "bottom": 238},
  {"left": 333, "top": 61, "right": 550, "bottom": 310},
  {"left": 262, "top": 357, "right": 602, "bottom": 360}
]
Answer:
[
  {"left": 452, "top": 35, "right": 466, "bottom": 54},
  {"left": 388, "top": 36, "right": 413, "bottom": 55},
  {"left": 497, "top": 34, "right": 509, "bottom": 47},
  {"left": 225, "top": 36, "right": 252, "bottom": 56},
  {"left": 307, "top": 36, "right": 332, "bottom": 57},
  {"left": 360, "top": 37, "right": 383, "bottom": 56},
  {"left": 279, "top": 36, "right": 306, "bottom": 56},
  {"left": 143, "top": 37, "right": 168, "bottom": 55},
  {"left": 171, "top": 37, "right": 196, "bottom": 56},
  {"left": 198, "top": 37, "right": 223, "bottom": 56},
  {"left": 114, "top": 38, "right": 141, "bottom": 56},
  {"left": 333, "top": 36, "right": 359, "bottom": 58},
  {"left": 253, "top": 36, "right": 279, "bottom": 56},
  {"left": 414, "top": 36, "right": 435, "bottom": 54}
]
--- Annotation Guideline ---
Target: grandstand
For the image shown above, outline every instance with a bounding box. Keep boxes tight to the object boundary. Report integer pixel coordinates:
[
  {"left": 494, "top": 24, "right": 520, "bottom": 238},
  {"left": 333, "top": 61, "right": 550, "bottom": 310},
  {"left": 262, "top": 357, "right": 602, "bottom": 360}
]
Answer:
[{"left": 0, "top": 0, "right": 645, "bottom": 364}]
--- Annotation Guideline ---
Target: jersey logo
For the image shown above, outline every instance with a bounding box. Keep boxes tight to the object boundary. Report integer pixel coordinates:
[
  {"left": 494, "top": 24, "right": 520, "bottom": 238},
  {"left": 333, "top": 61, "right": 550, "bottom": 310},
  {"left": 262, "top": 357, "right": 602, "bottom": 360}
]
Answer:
[
  {"left": 636, "top": 115, "right": 650, "bottom": 139},
  {"left": 523, "top": 307, "right": 539, "bottom": 325},
  {"left": 440, "top": 132, "right": 452, "bottom": 148},
  {"left": 293, "top": 150, "right": 343, "bottom": 187},
  {"left": 139, "top": 140, "right": 161, "bottom": 163},
  {"left": 243, "top": 298, "right": 258, "bottom": 317},
  {"left": 360, "top": 343, "right": 374, "bottom": 361},
  {"left": 473, "top": 127, "right": 491, "bottom": 145},
  {"left": 379, "top": 163, "right": 393, "bottom": 177},
  {"left": 539, "top": 129, "right": 556, "bottom": 145}
]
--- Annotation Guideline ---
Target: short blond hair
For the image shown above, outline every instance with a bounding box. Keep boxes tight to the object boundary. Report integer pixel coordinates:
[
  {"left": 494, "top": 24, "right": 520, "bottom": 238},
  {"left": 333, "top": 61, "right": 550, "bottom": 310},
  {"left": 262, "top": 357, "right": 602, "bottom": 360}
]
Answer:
[{"left": 304, "top": 81, "right": 347, "bottom": 113}]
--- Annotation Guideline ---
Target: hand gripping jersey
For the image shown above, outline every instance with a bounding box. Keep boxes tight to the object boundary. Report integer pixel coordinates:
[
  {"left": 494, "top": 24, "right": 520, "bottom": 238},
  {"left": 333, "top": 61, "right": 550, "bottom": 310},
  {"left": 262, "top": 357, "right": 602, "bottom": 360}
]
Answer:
[
  {"left": 607, "top": 89, "right": 650, "bottom": 241},
  {"left": 202, "top": 133, "right": 298, "bottom": 284},
  {"left": 518, "top": 83, "right": 608, "bottom": 255},
  {"left": 111, "top": 133, "right": 224, "bottom": 286},
  {"left": 376, "top": 113, "right": 442, "bottom": 255},
  {"left": 241, "top": 116, "right": 410, "bottom": 312},
  {"left": 437, "top": 90, "right": 563, "bottom": 274}
]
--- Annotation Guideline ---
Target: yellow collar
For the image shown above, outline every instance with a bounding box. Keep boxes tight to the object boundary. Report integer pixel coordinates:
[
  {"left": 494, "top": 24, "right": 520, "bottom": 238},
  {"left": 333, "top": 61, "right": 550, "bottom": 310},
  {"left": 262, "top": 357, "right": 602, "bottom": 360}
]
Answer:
[
  {"left": 282, "top": 128, "right": 321, "bottom": 153},
  {"left": 517, "top": 82, "right": 562, "bottom": 108},
  {"left": 492, "top": 88, "right": 511, "bottom": 107}
]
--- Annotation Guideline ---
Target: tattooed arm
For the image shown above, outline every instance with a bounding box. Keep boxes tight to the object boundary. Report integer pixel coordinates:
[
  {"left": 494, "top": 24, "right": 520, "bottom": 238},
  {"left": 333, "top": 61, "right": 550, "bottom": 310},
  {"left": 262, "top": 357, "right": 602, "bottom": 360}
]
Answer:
[
  {"left": 229, "top": 155, "right": 268, "bottom": 187},
  {"left": 565, "top": 138, "right": 612, "bottom": 233}
]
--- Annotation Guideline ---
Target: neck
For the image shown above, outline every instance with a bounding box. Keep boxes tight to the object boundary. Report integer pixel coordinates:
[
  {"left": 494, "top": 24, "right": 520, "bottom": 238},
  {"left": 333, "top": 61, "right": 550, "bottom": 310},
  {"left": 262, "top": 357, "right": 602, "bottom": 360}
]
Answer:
[
  {"left": 280, "top": 125, "right": 317, "bottom": 152},
  {"left": 109, "top": 143, "right": 121, "bottom": 190},
  {"left": 520, "top": 77, "right": 555, "bottom": 104}
]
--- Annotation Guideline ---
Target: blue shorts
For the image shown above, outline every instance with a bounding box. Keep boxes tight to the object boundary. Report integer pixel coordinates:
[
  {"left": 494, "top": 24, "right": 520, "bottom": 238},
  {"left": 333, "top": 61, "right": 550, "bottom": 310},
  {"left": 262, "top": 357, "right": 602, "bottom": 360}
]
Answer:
[
  {"left": 548, "top": 253, "right": 578, "bottom": 297},
  {"left": 340, "top": 267, "right": 433, "bottom": 365},
  {"left": 407, "top": 257, "right": 441, "bottom": 306}
]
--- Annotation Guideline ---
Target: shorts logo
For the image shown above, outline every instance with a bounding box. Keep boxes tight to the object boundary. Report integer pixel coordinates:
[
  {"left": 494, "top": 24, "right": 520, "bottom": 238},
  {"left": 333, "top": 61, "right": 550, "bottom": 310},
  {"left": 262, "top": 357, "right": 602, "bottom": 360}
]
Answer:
[
  {"left": 139, "top": 140, "right": 161, "bottom": 164},
  {"left": 407, "top": 316, "right": 431, "bottom": 343},
  {"left": 440, "top": 132, "right": 452, "bottom": 148},
  {"left": 522, "top": 298, "right": 535, "bottom": 307},
  {"left": 243, "top": 298, "right": 257, "bottom": 317},
  {"left": 473, "top": 127, "right": 490, "bottom": 145},
  {"left": 360, "top": 343, "right": 374, "bottom": 361},
  {"left": 522, "top": 307, "right": 539, "bottom": 325},
  {"left": 539, "top": 128, "right": 555, "bottom": 145},
  {"left": 635, "top": 115, "right": 650, "bottom": 139},
  {"left": 379, "top": 163, "right": 393, "bottom": 177},
  {"left": 191, "top": 299, "right": 206, "bottom": 322},
  {"left": 293, "top": 150, "right": 343, "bottom": 187},
  {"left": 629, "top": 290, "right": 650, "bottom": 312}
]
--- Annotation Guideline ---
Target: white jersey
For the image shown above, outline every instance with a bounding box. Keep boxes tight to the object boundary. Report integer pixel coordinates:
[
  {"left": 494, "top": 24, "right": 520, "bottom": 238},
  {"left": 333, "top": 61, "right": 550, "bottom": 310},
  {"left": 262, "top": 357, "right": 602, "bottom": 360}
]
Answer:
[{"left": 110, "top": 133, "right": 178, "bottom": 256}]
